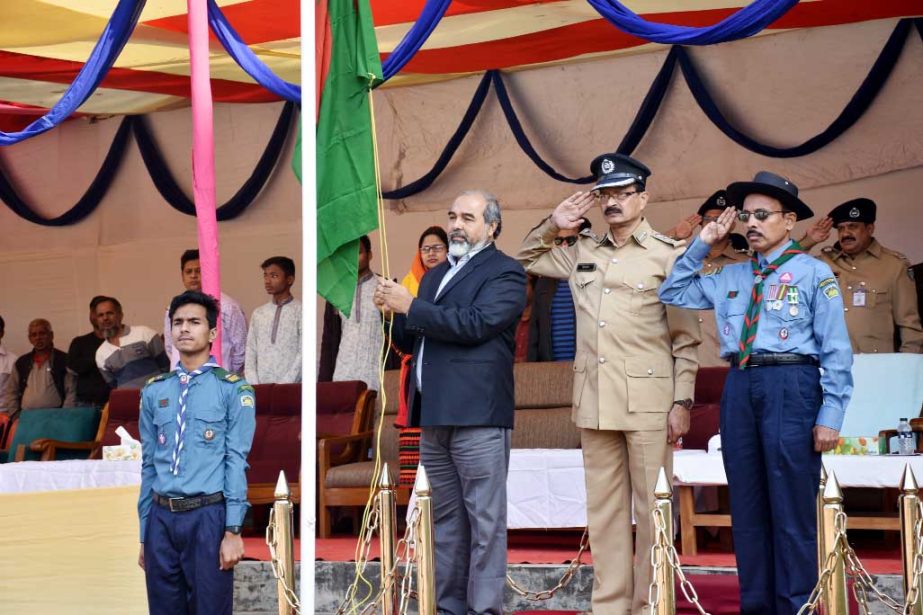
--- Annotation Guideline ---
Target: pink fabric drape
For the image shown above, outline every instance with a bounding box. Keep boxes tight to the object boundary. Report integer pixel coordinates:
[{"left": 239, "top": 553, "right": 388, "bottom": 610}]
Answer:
[{"left": 187, "top": 0, "right": 222, "bottom": 363}]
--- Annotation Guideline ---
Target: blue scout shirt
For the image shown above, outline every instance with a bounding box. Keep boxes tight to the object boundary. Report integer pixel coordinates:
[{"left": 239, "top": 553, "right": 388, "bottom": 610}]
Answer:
[
  {"left": 659, "top": 237, "right": 853, "bottom": 431},
  {"left": 138, "top": 360, "right": 256, "bottom": 541}
]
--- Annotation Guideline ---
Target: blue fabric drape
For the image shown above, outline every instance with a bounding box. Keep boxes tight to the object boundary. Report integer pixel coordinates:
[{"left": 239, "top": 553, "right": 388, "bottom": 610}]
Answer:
[
  {"left": 382, "top": 18, "right": 921, "bottom": 198},
  {"left": 381, "top": 72, "right": 492, "bottom": 199},
  {"left": 380, "top": 0, "right": 452, "bottom": 81},
  {"left": 207, "top": 0, "right": 301, "bottom": 103},
  {"left": 0, "top": 117, "right": 132, "bottom": 225},
  {"left": 132, "top": 102, "right": 296, "bottom": 220},
  {"left": 677, "top": 17, "right": 914, "bottom": 157},
  {"left": 586, "top": 0, "right": 797, "bottom": 45},
  {"left": 0, "top": 0, "right": 146, "bottom": 146}
]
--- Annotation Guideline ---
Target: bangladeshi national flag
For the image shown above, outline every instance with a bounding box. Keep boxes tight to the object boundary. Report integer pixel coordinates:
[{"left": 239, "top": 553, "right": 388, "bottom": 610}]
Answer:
[{"left": 312, "top": 0, "right": 382, "bottom": 316}]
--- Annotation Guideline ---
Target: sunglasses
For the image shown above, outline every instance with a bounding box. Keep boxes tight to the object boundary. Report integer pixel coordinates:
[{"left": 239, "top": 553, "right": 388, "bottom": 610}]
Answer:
[
  {"left": 737, "top": 209, "right": 790, "bottom": 222},
  {"left": 553, "top": 236, "right": 578, "bottom": 247}
]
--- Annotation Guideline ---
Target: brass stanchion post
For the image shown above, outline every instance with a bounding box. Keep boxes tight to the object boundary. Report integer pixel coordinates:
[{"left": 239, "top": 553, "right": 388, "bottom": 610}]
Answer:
[
  {"left": 379, "top": 463, "right": 397, "bottom": 615},
  {"left": 653, "top": 467, "right": 675, "bottom": 615},
  {"left": 414, "top": 465, "right": 437, "bottom": 615},
  {"left": 817, "top": 465, "right": 828, "bottom": 581},
  {"left": 272, "top": 471, "right": 296, "bottom": 615},
  {"left": 900, "top": 464, "right": 923, "bottom": 615},
  {"left": 821, "top": 471, "right": 848, "bottom": 615}
]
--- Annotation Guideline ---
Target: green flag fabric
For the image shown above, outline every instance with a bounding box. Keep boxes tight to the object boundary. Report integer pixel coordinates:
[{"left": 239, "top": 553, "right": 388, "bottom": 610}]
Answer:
[{"left": 316, "top": 0, "right": 382, "bottom": 316}]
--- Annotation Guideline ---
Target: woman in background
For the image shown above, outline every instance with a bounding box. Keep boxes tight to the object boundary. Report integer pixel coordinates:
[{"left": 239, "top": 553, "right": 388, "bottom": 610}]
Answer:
[{"left": 395, "top": 227, "right": 449, "bottom": 486}]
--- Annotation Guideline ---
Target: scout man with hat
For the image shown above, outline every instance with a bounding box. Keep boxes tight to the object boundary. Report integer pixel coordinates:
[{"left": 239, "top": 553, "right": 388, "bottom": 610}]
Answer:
[
  {"left": 659, "top": 171, "right": 853, "bottom": 614},
  {"left": 800, "top": 197, "right": 923, "bottom": 353},
  {"left": 516, "top": 153, "right": 700, "bottom": 613}
]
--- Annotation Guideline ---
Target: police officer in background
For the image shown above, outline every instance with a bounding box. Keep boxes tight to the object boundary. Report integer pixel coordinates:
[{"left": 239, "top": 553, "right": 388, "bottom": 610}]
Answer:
[
  {"left": 517, "top": 153, "right": 700, "bottom": 613},
  {"left": 667, "top": 190, "right": 751, "bottom": 366},
  {"left": 138, "top": 291, "right": 256, "bottom": 615},
  {"left": 660, "top": 171, "right": 853, "bottom": 614},
  {"left": 800, "top": 198, "right": 923, "bottom": 353}
]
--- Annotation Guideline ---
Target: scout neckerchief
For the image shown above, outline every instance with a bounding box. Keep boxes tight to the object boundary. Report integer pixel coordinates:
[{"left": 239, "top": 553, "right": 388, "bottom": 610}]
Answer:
[
  {"left": 737, "top": 241, "right": 803, "bottom": 369},
  {"left": 171, "top": 357, "right": 220, "bottom": 475}
]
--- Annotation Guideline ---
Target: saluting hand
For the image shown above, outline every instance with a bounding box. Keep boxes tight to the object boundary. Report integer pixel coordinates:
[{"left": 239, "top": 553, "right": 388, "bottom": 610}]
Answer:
[
  {"left": 551, "top": 192, "right": 596, "bottom": 230},
  {"left": 667, "top": 214, "right": 702, "bottom": 241},
  {"left": 804, "top": 216, "right": 833, "bottom": 245},
  {"left": 698, "top": 206, "right": 736, "bottom": 246}
]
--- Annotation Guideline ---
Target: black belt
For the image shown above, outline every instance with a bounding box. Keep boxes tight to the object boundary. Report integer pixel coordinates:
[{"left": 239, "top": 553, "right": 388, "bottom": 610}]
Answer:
[
  {"left": 153, "top": 492, "right": 224, "bottom": 513},
  {"left": 729, "top": 353, "right": 819, "bottom": 368}
]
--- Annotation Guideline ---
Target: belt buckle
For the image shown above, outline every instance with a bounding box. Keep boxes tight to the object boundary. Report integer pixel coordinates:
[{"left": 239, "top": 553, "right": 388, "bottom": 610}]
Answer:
[{"left": 168, "top": 497, "right": 183, "bottom": 513}]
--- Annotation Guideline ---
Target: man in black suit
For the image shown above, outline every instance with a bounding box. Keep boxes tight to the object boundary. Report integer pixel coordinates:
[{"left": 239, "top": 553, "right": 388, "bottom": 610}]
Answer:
[{"left": 375, "top": 190, "right": 527, "bottom": 615}]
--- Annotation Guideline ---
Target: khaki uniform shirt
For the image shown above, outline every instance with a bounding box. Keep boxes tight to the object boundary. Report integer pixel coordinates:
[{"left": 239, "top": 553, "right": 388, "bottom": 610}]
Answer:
[
  {"left": 819, "top": 239, "right": 923, "bottom": 354},
  {"left": 695, "top": 242, "right": 750, "bottom": 367},
  {"left": 516, "top": 217, "right": 700, "bottom": 431}
]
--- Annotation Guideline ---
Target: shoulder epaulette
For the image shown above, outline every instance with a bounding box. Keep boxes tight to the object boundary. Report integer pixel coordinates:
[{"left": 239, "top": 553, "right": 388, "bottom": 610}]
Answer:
[
  {"left": 880, "top": 246, "right": 911, "bottom": 265},
  {"left": 578, "top": 227, "right": 600, "bottom": 243},
  {"left": 144, "top": 371, "right": 175, "bottom": 387},
  {"left": 212, "top": 367, "right": 239, "bottom": 382},
  {"left": 651, "top": 231, "right": 680, "bottom": 246}
]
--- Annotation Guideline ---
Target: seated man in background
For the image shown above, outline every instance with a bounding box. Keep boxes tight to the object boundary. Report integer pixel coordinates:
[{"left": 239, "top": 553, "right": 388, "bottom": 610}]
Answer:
[
  {"left": 8, "top": 319, "right": 76, "bottom": 415},
  {"left": 95, "top": 297, "right": 169, "bottom": 389},
  {"left": 163, "top": 250, "right": 248, "bottom": 374},
  {"left": 67, "top": 296, "right": 112, "bottom": 408}
]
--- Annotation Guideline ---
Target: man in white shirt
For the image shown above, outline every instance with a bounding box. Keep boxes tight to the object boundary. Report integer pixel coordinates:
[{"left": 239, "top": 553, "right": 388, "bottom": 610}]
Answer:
[
  {"left": 163, "top": 250, "right": 248, "bottom": 374},
  {"left": 95, "top": 297, "right": 169, "bottom": 388},
  {"left": 245, "top": 257, "right": 301, "bottom": 384}
]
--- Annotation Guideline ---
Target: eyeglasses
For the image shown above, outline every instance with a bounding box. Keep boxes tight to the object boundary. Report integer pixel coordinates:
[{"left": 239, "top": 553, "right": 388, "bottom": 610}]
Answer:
[
  {"left": 701, "top": 215, "right": 720, "bottom": 224},
  {"left": 553, "top": 236, "right": 578, "bottom": 247},
  {"left": 595, "top": 190, "right": 639, "bottom": 203},
  {"left": 737, "top": 209, "right": 789, "bottom": 222},
  {"left": 420, "top": 245, "right": 447, "bottom": 255}
]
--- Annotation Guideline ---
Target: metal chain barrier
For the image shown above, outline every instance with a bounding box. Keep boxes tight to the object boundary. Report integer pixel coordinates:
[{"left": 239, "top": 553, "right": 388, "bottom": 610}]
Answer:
[
  {"left": 505, "top": 529, "right": 590, "bottom": 601},
  {"left": 265, "top": 507, "right": 301, "bottom": 613},
  {"left": 651, "top": 506, "right": 712, "bottom": 615},
  {"left": 334, "top": 494, "right": 384, "bottom": 615}
]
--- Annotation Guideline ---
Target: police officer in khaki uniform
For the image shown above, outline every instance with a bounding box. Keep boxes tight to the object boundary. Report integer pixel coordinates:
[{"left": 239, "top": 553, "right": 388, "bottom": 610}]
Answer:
[
  {"left": 516, "top": 153, "right": 699, "bottom": 614},
  {"left": 802, "top": 198, "right": 923, "bottom": 353}
]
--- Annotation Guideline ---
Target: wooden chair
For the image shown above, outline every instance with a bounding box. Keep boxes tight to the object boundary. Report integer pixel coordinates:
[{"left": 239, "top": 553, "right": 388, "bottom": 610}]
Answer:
[
  {"left": 318, "top": 371, "right": 405, "bottom": 538},
  {"left": 0, "top": 406, "right": 104, "bottom": 462}
]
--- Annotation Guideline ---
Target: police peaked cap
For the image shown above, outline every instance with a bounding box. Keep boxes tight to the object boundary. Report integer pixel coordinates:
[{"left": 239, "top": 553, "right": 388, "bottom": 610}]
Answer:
[
  {"left": 697, "top": 190, "right": 732, "bottom": 216},
  {"left": 829, "top": 198, "right": 876, "bottom": 225},
  {"left": 727, "top": 171, "right": 814, "bottom": 221},
  {"left": 590, "top": 153, "right": 651, "bottom": 191}
]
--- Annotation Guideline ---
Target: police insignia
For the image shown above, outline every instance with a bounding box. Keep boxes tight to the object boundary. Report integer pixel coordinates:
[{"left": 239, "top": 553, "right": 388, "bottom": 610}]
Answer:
[
  {"left": 241, "top": 395, "right": 255, "bottom": 408},
  {"left": 601, "top": 158, "right": 615, "bottom": 174}
]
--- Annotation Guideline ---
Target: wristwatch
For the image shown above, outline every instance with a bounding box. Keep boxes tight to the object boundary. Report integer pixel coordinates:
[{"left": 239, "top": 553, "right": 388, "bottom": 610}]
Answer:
[
  {"left": 673, "top": 399, "right": 693, "bottom": 410},
  {"left": 225, "top": 526, "right": 242, "bottom": 535}
]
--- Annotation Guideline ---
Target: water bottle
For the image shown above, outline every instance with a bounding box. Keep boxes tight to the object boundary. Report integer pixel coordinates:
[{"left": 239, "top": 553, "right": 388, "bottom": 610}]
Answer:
[{"left": 897, "top": 418, "right": 915, "bottom": 455}]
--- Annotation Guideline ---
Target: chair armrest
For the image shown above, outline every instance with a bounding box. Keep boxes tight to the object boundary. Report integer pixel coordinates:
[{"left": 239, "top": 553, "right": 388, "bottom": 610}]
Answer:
[
  {"left": 318, "top": 431, "right": 374, "bottom": 469},
  {"left": 29, "top": 438, "right": 99, "bottom": 461}
]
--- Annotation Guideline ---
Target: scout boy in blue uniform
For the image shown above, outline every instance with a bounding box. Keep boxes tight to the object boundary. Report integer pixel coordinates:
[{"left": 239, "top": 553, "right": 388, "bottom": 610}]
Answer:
[
  {"left": 138, "top": 290, "right": 256, "bottom": 614},
  {"left": 659, "top": 171, "right": 853, "bottom": 614}
]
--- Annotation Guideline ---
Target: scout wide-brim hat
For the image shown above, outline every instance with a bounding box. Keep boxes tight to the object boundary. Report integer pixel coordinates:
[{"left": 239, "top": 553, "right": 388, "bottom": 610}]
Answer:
[{"left": 727, "top": 171, "right": 814, "bottom": 221}]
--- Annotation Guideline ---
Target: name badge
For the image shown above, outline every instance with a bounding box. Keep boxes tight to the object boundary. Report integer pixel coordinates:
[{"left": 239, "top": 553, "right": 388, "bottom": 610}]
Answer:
[
  {"left": 576, "top": 263, "right": 596, "bottom": 272},
  {"left": 853, "top": 290, "right": 867, "bottom": 307}
]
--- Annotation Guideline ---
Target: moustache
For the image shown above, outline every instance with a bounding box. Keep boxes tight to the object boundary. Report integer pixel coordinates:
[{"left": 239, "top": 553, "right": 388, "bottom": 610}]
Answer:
[
  {"left": 841, "top": 235, "right": 855, "bottom": 241},
  {"left": 604, "top": 206, "right": 622, "bottom": 216},
  {"left": 746, "top": 231, "right": 764, "bottom": 238},
  {"left": 449, "top": 231, "right": 468, "bottom": 241}
]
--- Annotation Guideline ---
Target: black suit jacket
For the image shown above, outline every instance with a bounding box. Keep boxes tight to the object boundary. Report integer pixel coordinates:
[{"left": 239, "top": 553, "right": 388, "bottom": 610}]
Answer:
[{"left": 391, "top": 243, "right": 527, "bottom": 428}]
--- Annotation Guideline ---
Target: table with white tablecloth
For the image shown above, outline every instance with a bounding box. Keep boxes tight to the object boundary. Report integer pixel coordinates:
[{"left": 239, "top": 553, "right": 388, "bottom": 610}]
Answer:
[{"left": 0, "top": 458, "right": 140, "bottom": 493}]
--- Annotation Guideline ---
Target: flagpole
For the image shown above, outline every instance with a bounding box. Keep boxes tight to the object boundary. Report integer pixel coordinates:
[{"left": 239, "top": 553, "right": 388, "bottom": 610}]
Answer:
[{"left": 301, "top": 1, "right": 317, "bottom": 612}]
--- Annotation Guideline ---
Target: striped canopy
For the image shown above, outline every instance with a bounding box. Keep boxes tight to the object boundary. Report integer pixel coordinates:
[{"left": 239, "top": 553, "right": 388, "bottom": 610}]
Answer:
[{"left": 1, "top": 0, "right": 919, "bottom": 130}]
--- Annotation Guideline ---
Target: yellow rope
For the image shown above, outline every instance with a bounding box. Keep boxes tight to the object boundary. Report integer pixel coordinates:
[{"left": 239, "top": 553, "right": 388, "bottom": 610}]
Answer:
[{"left": 338, "top": 78, "right": 398, "bottom": 614}]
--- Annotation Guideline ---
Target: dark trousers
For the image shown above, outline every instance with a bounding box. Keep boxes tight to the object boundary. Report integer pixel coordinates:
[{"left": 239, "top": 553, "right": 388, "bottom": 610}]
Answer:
[
  {"left": 721, "top": 364, "right": 823, "bottom": 615},
  {"left": 144, "top": 499, "right": 233, "bottom": 615},
  {"left": 420, "top": 425, "right": 512, "bottom": 615}
]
